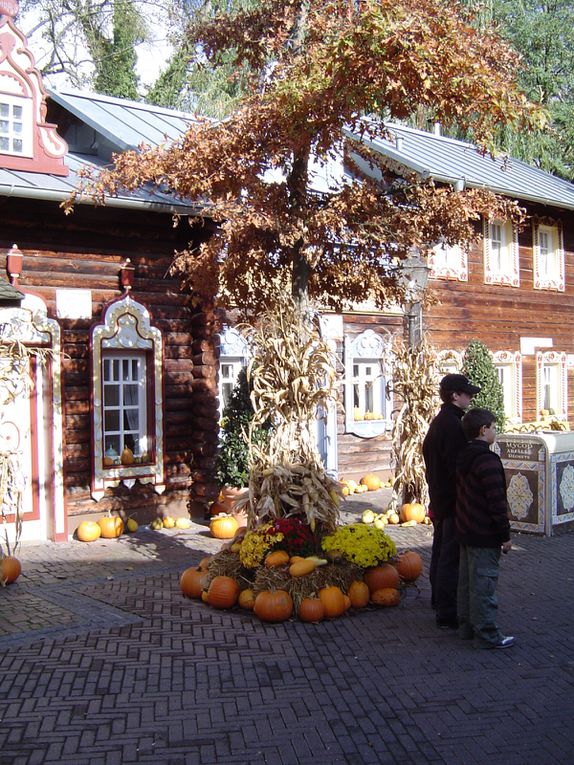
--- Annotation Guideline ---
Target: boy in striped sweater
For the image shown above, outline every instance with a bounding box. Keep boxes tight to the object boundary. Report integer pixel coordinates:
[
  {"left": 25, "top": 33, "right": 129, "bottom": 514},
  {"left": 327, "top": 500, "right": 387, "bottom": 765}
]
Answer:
[{"left": 455, "top": 408, "right": 514, "bottom": 649}]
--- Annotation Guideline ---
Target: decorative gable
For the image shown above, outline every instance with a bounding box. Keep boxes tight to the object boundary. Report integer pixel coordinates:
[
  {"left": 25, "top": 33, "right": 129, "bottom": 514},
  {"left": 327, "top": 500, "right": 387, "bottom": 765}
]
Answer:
[{"left": 0, "top": 0, "right": 68, "bottom": 175}]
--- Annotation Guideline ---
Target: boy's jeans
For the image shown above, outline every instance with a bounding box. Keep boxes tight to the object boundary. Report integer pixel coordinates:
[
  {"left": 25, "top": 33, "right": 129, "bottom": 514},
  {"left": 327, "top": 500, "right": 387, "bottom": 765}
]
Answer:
[{"left": 457, "top": 545, "right": 504, "bottom": 647}]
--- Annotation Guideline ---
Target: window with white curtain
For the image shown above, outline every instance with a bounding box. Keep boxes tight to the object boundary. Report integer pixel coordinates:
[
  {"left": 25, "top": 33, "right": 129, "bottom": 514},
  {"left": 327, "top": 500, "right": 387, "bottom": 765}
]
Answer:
[
  {"left": 484, "top": 218, "right": 520, "bottom": 287},
  {"left": 344, "top": 329, "right": 393, "bottom": 437},
  {"left": 492, "top": 350, "right": 522, "bottom": 425},
  {"left": 102, "top": 353, "right": 148, "bottom": 459},
  {"left": 533, "top": 222, "right": 564, "bottom": 291},
  {"left": 536, "top": 351, "right": 567, "bottom": 420},
  {"left": 0, "top": 96, "right": 32, "bottom": 156}
]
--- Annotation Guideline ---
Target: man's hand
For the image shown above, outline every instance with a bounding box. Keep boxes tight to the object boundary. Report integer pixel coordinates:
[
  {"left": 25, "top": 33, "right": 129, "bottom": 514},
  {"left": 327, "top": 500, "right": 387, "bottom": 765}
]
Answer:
[{"left": 501, "top": 541, "right": 512, "bottom": 554}]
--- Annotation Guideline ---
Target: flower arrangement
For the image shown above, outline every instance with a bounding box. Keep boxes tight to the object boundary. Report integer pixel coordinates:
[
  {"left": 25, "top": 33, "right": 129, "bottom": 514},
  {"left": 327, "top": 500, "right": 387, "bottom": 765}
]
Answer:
[
  {"left": 269, "top": 516, "right": 317, "bottom": 556},
  {"left": 239, "top": 523, "right": 284, "bottom": 568},
  {"left": 321, "top": 523, "right": 397, "bottom": 568}
]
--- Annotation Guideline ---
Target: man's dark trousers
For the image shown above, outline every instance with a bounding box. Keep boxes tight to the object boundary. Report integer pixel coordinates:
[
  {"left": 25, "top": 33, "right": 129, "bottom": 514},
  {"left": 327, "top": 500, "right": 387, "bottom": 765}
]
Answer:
[{"left": 430, "top": 515, "right": 459, "bottom": 624}]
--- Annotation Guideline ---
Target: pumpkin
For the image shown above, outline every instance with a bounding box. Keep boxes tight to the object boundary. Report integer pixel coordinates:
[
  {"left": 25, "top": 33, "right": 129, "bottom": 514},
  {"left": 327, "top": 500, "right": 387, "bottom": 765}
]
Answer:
[
  {"left": 364, "top": 563, "right": 400, "bottom": 593},
  {"left": 175, "top": 517, "right": 192, "bottom": 529},
  {"left": 76, "top": 520, "right": 102, "bottom": 542},
  {"left": 206, "top": 576, "right": 240, "bottom": 609},
  {"left": 360, "top": 473, "right": 382, "bottom": 491},
  {"left": 254, "top": 590, "right": 294, "bottom": 622},
  {"left": 289, "top": 558, "right": 316, "bottom": 577},
  {"left": 396, "top": 551, "right": 423, "bottom": 581},
  {"left": 319, "top": 585, "right": 347, "bottom": 618},
  {"left": 348, "top": 580, "right": 370, "bottom": 608},
  {"left": 400, "top": 502, "right": 426, "bottom": 524},
  {"left": 343, "top": 594, "right": 352, "bottom": 611},
  {"left": 197, "top": 556, "right": 212, "bottom": 571},
  {"left": 265, "top": 550, "right": 290, "bottom": 568},
  {"left": 209, "top": 514, "right": 239, "bottom": 539},
  {"left": 98, "top": 515, "right": 124, "bottom": 538},
  {"left": 298, "top": 597, "right": 325, "bottom": 623},
  {"left": 180, "top": 567, "right": 207, "bottom": 598},
  {"left": 371, "top": 587, "right": 401, "bottom": 607},
  {"left": 238, "top": 589, "right": 256, "bottom": 610},
  {"left": 0, "top": 556, "right": 22, "bottom": 585},
  {"left": 387, "top": 512, "right": 400, "bottom": 525}
]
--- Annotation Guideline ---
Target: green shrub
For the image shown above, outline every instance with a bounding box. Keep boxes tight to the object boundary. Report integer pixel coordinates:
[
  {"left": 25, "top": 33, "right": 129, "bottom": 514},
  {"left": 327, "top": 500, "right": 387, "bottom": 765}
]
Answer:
[{"left": 462, "top": 339, "right": 506, "bottom": 430}]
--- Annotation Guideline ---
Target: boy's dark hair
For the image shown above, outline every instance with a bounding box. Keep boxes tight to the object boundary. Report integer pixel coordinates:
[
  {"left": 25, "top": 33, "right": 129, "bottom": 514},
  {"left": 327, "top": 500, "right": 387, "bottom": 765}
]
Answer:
[{"left": 461, "top": 408, "right": 496, "bottom": 440}]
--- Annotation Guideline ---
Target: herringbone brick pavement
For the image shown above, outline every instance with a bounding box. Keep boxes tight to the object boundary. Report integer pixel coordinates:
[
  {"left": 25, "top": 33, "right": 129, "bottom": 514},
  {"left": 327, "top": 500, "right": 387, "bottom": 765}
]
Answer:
[{"left": 1, "top": 497, "right": 573, "bottom": 764}]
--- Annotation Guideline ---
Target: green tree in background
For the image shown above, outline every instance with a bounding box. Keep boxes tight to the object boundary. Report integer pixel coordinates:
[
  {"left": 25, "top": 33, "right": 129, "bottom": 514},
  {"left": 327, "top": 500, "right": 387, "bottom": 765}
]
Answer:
[
  {"left": 462, "top": 339, "right": 506, "bottom": 430},
  {"left": 90, "top": 0, "right": 142, "bottom": 99},
  {"left": 464, "top": 0, "right": 574, "bottom": 179}
]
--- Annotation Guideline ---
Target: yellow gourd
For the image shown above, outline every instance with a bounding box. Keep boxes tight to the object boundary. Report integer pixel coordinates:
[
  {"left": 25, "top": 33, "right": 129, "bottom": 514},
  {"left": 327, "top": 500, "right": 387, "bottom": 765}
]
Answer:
[{"left": 289, "top": 559, "right": 317, "bottom": 577}]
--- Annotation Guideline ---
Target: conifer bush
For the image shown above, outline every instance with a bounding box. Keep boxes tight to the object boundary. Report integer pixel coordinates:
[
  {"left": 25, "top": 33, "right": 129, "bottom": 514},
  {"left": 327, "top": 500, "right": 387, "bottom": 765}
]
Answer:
[{"left": 462, "top": 340, "right": 506, "bottom": 430}]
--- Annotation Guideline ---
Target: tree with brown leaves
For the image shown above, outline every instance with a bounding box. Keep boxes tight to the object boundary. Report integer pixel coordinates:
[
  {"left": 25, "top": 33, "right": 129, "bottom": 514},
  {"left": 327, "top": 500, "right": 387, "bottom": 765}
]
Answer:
[{"left": 71, "top": 0, "right": 543, "bottom": 316}]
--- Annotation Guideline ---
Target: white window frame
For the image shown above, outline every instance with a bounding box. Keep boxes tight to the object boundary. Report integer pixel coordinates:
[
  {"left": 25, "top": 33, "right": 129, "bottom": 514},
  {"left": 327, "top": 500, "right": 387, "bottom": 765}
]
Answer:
[
  {"left": 91, "top": 295, "right": 165, "bottom": 500},
  {"left": 429, "top": 241, "right": 468, "bottom": 281},
  {"left": 344, "top": 329, "right": 392, "bottom": 437},
  {"left": 492, "top": 350, "right": 522, "bottom": 425},
  {"left": 533, "top": 221, "right": 564, "bottom": 291},
  {"left": 483, "top": 218, "right": 520, "bottom": 287},
  {"left": 536, "top": 351, "right": 567, "bottom": 421},
  {"left": 0, "top": 94, "right": 33, "bottom": 157},
  {"left": 436, "top": 349, "right": 463, "bottom": 377},
  {"left": 102, "top": 353, "right": 148, "bottom": 460},
  {"left": 218, "top": 326, "right": 249, "bottom": 418}
]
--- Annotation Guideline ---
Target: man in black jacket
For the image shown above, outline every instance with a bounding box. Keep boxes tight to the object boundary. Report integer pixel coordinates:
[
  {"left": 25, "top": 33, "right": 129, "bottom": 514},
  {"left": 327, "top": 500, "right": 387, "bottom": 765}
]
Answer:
[
  {"left": 423, "top": 373, "right": 480, "bottom": 628},
  {"left": 456, "top": 408, "right": 513, "bottom": 648}
]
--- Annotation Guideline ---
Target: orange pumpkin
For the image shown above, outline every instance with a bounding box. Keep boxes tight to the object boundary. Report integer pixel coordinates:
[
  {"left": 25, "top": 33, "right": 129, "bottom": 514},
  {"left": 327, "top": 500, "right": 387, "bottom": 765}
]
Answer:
[
  {"left": 363, "top": 563, "right": 400, "bottom": 593},
  {"left": 98, "top": 515, "right": 124, "bottom": 538},
  {"left": 0, "top": 556, "right": 22, "bottom": 585},
  {"left": 371, "top": 587, "right": 401, "bottom": 607},
  {"left": 207, "top": 575, "right": 240, "bottom": 609},
  {"left": 76, "top": 520, "right": 102, "bottom": 542},
  {"left": 360, "top": 473, "right": 382, "bottom": 491},
  {"left": 180, "top": 567, "right": 208, "bottom": 598},
  {"left": 396, "top": 551, "right": 423, "bottom": 581},
  {"left": 348, "top": 580, "right": 370, "bottom": 608},
  {"left": 197, "top": 556, "right": 212, "bottom": 571},
  {"left": 238, "top": 589, "right": 256, "bottom": 610},
  {"left": 298, "top": 597, "right": 325, "bottom": 623},
  {"left": 319, "top": 585, "right": 347, "bottom": 618},
  {"left": 209, "top": 515, "right": 239, "bottom": 539},
  {"left": 265, "top": 550, "right": 290, "bottom": 568},
  {"left": 254, "top": 590, "right": 294, "bottom": 622},
  {"left": 400, "top": 502, "right": 426, "bottom": 524}
]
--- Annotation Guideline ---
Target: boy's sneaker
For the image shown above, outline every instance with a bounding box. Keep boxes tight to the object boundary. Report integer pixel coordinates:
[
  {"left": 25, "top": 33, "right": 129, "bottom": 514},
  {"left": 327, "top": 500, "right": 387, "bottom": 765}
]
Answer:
[{"left": 493, "top": 635, "right": 515, "bottom": 649}]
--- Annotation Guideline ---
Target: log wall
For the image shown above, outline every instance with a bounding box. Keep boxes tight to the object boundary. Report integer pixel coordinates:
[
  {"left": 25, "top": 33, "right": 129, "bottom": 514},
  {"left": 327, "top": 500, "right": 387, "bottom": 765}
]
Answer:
[{"left": 0, "top": 198, "right": 219, "bottom": 529}]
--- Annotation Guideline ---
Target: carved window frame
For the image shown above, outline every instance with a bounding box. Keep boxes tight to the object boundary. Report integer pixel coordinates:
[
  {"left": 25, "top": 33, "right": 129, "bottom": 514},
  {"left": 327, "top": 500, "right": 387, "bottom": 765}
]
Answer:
[
  {"left": 344, "top": 329, "right": 393, "bottom": 437},
  {"left": 483, "top": 218, "right": 520, "bottom": 287},
  {"left": 493, "top": 350, "right": 522, "bottom": 425},
  {"left": 429, "top": 241, "right": 468, "bottom": 281},
  {"left": 436, "top": 349, "right": 463, "bottom": 377},
  {"left": 533, "top": 220, "right": 564, "bottom": 292},
  {"left": 91, "top": 295, "right": 165, "bottom": 500},
  {"left": 536, "top": 350, "right": 567, "bottom": 421}
]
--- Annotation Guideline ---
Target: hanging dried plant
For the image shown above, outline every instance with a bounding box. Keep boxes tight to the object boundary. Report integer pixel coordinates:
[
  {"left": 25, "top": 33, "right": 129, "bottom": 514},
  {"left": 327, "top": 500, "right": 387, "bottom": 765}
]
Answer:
[
  {"left": 387, "top": 338, "right": 439, "bottom": 511},
  {"left": 239, "top": 300, "right": 343, "bottom": 532}
]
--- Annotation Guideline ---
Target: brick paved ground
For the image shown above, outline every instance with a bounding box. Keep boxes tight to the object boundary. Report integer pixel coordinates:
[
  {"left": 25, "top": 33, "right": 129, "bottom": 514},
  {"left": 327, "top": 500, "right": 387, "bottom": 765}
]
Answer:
[{"left": 1, "top": 494, "right": 573, "bottom": 765}]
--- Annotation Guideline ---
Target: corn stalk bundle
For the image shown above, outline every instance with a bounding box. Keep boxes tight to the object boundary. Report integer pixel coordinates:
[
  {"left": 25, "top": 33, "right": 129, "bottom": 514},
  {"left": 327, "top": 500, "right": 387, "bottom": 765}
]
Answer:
[
  {"left": 239, "top": 301, "right": 342, "bottom": 532},
  {"left": 387, "top": 338, "right": 439, "bottom": 511}
]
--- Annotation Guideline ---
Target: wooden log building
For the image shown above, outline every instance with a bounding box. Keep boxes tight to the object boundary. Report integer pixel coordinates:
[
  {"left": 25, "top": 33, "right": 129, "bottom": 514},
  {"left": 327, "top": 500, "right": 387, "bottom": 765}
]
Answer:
[{"left": 2, "top": 3, "right": 574, "bottom": 542}]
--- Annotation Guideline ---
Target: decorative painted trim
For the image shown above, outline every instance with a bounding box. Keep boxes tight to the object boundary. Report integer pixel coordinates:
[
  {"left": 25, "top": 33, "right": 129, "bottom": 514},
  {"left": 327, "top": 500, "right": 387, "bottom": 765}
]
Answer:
[
  {"left": 343, "top": 328, "right": 393, "bottom": 438},
  {"left": 436, "top": 349, "right": 463, "bottom": 375},
  {"left": 0, "top": 294, "right": 65, "bottom": 541},
  {"left": 483, "top": 218, "right": 520, "bottom": 288},
  {"left": 532, "top": 220, "right": 565, "bottom": 292},
  {"left": 428, "top": 242, "right": 468, "bottom": 282},
  {"left": 91, "top": 295, "right": 165, "bottom": 500},
  {"left": 492, "top": 350, "right": 522, "bottom": 424},
  {"left": 536, "top": 350, "right": 567, "bottom": 421},
  {"left": 0, "top": 9, "right": 68, "bottom": 175}
]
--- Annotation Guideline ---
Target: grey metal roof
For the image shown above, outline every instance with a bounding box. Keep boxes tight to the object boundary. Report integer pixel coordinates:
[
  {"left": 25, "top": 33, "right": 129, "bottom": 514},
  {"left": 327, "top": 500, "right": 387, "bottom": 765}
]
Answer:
[
  {"left": 345, "top": 123, "right": 574, "bottom": 211},
  {"left": 0, "top": 279, "right": 24, "bottom": 302},
  {"left": 0, "top": 89, "right": 198, "bottom": 214}
]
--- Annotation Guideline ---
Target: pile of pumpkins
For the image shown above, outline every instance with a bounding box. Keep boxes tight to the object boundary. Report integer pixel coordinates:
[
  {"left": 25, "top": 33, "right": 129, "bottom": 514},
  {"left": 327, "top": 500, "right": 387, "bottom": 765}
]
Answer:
[
  {"left": 179, "top": 547, "right": 423, "bottom": 624},
  {"left": 362, "top": 502, "right": 431, "bottom": 528},
  {"left": 340, "top": 472, "right": 393, "bottom": 496},
  {"left": 76, "top": 514, "right": 192, "bottom": 542}
]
